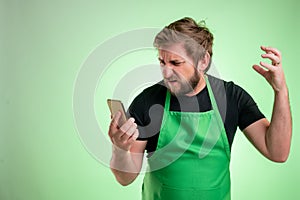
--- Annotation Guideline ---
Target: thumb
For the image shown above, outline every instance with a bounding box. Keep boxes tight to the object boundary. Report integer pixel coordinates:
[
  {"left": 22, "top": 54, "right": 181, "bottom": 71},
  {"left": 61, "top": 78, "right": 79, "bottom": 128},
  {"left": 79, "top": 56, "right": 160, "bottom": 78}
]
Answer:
[
  {"left": 111, "top": 111, "right": 121, "bottom": 128},
  {"left": 252, "top": 65, "right": 266, "bottom": 77}
]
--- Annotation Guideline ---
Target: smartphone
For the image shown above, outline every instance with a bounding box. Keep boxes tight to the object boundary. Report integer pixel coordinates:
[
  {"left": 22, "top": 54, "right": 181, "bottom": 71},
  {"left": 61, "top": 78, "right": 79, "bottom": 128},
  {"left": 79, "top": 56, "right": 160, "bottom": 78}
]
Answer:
[{"left": 107, "top": 99, "right": 128, "bottom": 126}]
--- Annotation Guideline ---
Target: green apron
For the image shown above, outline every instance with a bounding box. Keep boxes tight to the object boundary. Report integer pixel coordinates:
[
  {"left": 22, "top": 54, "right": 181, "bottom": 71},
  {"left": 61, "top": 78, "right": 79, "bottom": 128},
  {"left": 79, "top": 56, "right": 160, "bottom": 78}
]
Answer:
[{"left": 142, "top": 76, "right": 231, "bottom": 200}]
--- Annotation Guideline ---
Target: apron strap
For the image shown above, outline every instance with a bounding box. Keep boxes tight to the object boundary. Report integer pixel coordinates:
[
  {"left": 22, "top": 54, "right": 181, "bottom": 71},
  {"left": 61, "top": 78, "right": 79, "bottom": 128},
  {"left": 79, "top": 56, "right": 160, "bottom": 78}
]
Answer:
[
  {"left": 205, "top": 75, "right": 231, "bottom": 158},
  {"left": 164, "top": 75, "right": 222, "bottom": 115},
  {"left": 164, "top": 89, "right": 171, "bottom": 112},
  {"left": 205, "top": 75, "right": 222, "bottom": 123}
]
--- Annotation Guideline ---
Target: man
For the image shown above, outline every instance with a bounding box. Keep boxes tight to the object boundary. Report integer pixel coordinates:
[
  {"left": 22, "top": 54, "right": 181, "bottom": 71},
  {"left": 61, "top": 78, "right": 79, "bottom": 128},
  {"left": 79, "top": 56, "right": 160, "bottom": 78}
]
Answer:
[{"left": 108, "top": 17, "right": 292, "bottom": 200}]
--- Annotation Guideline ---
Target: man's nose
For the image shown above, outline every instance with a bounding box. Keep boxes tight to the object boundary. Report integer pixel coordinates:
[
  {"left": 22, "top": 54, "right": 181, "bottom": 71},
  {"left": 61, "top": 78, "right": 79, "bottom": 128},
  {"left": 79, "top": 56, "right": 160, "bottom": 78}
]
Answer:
[{"left": 161, "top": 65, "right": 174, "bottom": 79}]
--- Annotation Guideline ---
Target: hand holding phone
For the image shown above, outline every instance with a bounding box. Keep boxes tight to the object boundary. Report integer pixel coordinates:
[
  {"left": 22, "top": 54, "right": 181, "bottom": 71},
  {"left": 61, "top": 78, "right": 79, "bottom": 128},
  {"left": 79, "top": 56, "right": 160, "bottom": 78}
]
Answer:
[{"left": 107, "top": 99, "right": 139, "bottom": 152}]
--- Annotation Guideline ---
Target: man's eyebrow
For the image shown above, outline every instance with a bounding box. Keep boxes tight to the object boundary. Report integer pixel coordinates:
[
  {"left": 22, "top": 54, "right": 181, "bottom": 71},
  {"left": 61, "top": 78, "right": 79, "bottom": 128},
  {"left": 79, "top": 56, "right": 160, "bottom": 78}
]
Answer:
[
  {"left": 158, "top": 58, "right": 185, "bottom": 62},
  {"left": 171, "top": 59, "right": 185, "bottom": 62}
]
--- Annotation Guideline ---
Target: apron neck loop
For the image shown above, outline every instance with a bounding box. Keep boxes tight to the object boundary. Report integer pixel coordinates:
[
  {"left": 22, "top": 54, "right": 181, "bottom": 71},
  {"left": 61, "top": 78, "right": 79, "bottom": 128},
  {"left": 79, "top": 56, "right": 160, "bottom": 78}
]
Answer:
[
  {"left": 205, "top": 75, "right": 218, "bottom": 112},
  {"left": 163, "top": 75, "right": 221, "bottom": 115}
]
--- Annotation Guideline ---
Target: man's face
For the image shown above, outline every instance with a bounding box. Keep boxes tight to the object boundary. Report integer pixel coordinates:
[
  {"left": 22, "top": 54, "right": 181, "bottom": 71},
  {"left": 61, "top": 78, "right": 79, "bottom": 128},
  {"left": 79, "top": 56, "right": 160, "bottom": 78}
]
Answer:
[{"left": 158, "top": 45, "right": 201, "bottom": 96}]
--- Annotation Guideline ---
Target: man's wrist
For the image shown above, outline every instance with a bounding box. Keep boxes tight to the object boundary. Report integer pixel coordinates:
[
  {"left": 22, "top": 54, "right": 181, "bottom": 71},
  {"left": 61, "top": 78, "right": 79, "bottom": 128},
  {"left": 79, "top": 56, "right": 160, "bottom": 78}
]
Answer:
[
  {"left": 274, "top": 86, "right": 288, "bottom": 97},
  {"left": 112, "top": 145, "right": 130, "bottom": 157}
]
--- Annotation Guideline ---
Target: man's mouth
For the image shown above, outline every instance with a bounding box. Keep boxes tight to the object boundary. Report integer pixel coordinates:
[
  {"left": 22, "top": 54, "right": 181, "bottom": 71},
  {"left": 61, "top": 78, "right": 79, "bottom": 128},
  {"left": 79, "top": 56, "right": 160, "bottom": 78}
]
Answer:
[
  {"left": 166, "top": 80, "right": 179, "bottom": 88},
  {"left": 166, "top": 79, "right": 178, "bottom": 84}
]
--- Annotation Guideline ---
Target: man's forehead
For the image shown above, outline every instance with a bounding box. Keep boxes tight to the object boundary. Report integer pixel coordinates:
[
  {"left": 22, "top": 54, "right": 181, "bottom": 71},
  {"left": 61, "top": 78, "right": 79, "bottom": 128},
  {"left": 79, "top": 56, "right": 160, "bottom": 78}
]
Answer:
[
  {"left": 158, "top": 44, "right": 190, "bottom": 60},
  {"left": 159, "top": 50, "right": 184, "bottom": 60},
  {"left": 158, "top": 44, "right": 187, "bottom": 58}
]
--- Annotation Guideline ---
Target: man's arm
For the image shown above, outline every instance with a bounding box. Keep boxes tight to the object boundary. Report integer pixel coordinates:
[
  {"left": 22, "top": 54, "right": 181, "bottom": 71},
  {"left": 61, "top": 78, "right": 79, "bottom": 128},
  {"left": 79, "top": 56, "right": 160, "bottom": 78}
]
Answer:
[
  {"left": 243, "top": 46, "right": 292, "bottom": 162},
  {"left": 109, "top": 111, "right": 147, "bottom": 186}
]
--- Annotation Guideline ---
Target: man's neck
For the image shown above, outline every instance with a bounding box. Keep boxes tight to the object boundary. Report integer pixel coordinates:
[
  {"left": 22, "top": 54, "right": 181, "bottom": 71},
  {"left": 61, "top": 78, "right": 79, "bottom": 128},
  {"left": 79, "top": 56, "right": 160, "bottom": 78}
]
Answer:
[{"left": 185, "top": 73, "right": 206, "bottom": 97}]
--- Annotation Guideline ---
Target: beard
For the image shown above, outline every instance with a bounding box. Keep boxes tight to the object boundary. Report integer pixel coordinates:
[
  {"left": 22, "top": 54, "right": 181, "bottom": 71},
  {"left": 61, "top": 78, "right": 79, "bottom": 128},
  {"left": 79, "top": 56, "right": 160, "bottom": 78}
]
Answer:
[{"left": 164, "top": 69, "right": 200, "bottom": 96}]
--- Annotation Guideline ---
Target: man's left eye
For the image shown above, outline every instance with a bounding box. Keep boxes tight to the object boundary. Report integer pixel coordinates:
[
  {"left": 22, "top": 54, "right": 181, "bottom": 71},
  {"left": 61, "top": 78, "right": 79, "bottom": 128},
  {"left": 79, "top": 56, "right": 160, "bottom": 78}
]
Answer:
[{"left": 172, "top": 62, "right": 181, "bottom": 66}]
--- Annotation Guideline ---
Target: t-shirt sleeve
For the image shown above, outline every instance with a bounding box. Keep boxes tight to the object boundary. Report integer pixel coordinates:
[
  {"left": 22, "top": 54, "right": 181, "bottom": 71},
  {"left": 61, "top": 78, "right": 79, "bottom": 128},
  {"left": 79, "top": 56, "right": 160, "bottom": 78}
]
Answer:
[
  {"left": 128, "top": 85, "right": 164, "bottom": 142},
  {"left": 235, "top": 84, "right": 265, "bottom": 131},
  {"left": 127, "top": 92, "right": 150, "bottom": 141}
]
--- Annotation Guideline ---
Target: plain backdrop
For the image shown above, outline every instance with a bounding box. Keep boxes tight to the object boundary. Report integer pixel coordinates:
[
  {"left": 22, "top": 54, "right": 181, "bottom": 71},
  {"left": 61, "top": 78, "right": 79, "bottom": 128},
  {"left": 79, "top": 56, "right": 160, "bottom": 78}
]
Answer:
[{"left": 1, "top": 0, "right": 299, "bottom": 199}]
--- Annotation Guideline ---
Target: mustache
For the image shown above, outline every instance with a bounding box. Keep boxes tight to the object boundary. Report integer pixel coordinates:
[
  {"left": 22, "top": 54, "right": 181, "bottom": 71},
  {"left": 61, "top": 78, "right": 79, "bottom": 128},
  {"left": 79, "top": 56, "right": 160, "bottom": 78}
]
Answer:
[{"left": 164, "top": 75, "right": 181, "bottom": 82}]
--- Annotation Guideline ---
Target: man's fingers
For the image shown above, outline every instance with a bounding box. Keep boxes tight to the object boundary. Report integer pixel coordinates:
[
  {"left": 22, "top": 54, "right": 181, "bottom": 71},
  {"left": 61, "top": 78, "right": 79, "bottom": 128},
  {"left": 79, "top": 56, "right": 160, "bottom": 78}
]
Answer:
[
  {"left": 110, "top": 117, "right": 135, "bottom": 141},
  {"left": 261, "top": 53, "right": 281, "bottom": 66},
  {"left": 109, "top": 111, "right": 122, "bottom": 140},
  {"left": 109, "top": 116, "right": 138, "bottom": 151},
  {"left": 261, "top": 46, "right": 281, "bottom": 58},
  {"left": 132, "top": 129, "right": 139, "bottom": 140},
  {"left": 121, "top": 122, "right": 137, "bottom": 140},
  {"left": 128, "top": 129, "right": 139, "bottom": 143},
  {"left": 110, "top": 111, "right": 121, "bottom": 128},
  {"left": 259, "top": 61, "right": 275, "bottom": 71},
  {"left": 119, "top": 118, "right": 135, "bottom": 133},
  {"left": 253, "top": 65, "right": 267, "bottom": 77}
]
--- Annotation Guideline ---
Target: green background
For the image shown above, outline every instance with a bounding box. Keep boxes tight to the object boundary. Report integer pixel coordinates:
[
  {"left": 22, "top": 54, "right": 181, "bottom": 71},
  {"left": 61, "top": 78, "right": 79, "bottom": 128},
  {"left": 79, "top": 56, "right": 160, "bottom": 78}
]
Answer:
[{"left": 1, "top": 0, "right": 299, "bottom": 199}]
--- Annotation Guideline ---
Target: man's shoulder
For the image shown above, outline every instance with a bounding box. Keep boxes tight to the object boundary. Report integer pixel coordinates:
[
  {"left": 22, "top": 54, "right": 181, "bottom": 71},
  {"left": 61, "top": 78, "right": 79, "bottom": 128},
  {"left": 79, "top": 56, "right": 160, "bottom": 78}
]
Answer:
[
  {"left": 207, "top": 74, "right": 244, "bottom": 95},
  {"left": 129, "top": 80, "right": 166, "bottom": 109},
  {"left": 141, "top": 80, "right": 167, "bottom": 96}
]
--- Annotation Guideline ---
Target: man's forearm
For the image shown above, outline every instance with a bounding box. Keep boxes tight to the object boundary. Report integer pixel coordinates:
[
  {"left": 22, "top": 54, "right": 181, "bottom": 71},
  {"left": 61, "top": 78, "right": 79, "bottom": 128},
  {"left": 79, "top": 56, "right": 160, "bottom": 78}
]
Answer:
[
  {"left": 266, "top": 87, "right": 292, "bottom": 162},
  {"left": 110, "top": 147, "right": 140, "bottom": 186}
]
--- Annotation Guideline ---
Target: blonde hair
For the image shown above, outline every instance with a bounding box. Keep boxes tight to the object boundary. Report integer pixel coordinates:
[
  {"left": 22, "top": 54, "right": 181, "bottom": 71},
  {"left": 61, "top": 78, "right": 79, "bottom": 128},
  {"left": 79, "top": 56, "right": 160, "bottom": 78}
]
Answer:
[{"left": 154, "top": 17, "right": 214, "bottom": 71}]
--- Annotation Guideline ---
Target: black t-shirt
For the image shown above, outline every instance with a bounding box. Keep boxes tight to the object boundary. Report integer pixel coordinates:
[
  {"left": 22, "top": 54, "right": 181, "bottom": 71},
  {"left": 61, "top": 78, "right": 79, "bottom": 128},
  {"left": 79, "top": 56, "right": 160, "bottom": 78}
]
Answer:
[{"left": 128, "top": 75, "right": 264, "bottom": 155}]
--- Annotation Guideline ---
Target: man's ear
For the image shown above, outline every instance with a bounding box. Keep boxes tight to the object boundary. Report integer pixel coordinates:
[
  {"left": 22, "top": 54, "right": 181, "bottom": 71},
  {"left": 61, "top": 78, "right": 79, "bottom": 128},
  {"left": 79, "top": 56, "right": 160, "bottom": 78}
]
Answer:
[{"left": 197, "top": 51, "right": 211, "bottom": 71}]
